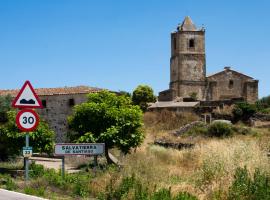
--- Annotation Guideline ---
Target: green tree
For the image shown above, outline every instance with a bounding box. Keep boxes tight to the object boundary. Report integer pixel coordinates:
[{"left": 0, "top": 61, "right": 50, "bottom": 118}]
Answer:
[
  {"left": 233, "top": 102, "right": 256, "bottom": 122},
  {"left": 132, "top": 85, "right": 156, "bottom": 112},
  {"left": 0, "top": 95, "right": 55, "bottom": 161},
  {"left": 0, "top": 95, "right": 12, "bottom": 123},
  {"left": 0, "top": 110, "right": 55, "bottom": 161},
  {"left": 68, "top": 90, "right": 144, "bottom": 164}
]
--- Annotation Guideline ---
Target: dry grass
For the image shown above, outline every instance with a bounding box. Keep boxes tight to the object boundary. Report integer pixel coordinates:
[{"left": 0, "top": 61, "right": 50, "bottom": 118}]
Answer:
[
  {"left": 143, "top": 110, "right": 199, "bottom": 132},
  {"left": 54, "top": 112, "right": 270, "bottom": 199},
  {"left": 91, "top": 113, "right": 270, "bottom": 200},
  {"left": 212, "top": 105, "right": 234, "bottom": 116}
]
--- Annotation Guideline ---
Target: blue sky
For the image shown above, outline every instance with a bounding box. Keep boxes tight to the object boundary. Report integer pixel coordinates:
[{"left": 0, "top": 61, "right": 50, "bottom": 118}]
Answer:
[{"left": 0, "top": 0, "right": 269, "bottom": 97}]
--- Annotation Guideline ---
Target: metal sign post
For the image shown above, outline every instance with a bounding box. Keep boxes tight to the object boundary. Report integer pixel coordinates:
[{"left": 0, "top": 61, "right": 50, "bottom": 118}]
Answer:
[
  {"left": 62, "top": 156, "right": 65, "bottom": 179},
  {"left": 25, "top": 133, "right": 29, "bottom": 181},
  {"left": 12, "top": 81, "right": 43, "bottom": 182},
  {"left": 54, "top": 143, "right": 105, "bottom": 178}
]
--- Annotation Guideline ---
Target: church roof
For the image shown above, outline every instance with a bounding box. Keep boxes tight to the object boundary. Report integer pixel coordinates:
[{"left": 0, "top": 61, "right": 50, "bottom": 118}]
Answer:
[
  {"left": 207, "top": 67, "right": 257, "bottom": 80},
  {"left": 0, "top": 86, "right": 103, "bottom": 97},
  {"left": 148, "top": 101, "right": 199, "bottom": 109},
  {"left": 178, "top": 16, "right": 197, "bottom": 31}
]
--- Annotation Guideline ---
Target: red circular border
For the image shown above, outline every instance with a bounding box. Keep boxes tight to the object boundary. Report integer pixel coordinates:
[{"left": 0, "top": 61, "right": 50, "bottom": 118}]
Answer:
[{"left": 16, "top": 109, "right": 39, "bottom": 132}]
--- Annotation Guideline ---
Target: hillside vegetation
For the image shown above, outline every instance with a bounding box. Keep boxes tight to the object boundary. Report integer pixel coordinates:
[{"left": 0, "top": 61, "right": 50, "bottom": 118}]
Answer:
[{"left": 1, "top": 110, "right": 270, "bottom": 199}]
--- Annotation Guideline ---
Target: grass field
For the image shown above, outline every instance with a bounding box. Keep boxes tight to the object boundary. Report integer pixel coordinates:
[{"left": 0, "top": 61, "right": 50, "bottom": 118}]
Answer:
[{"left": 0, "top": 110, "right": 270, "bottom": 199}]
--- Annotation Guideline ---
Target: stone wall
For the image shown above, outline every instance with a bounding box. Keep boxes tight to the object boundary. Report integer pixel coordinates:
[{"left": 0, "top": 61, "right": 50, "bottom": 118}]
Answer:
[
  {"left": 206, "top": 68, "right": 258, "bottom": 103},
  {"left": 37, "top": 93, "right": 88, "bottom": 142}
]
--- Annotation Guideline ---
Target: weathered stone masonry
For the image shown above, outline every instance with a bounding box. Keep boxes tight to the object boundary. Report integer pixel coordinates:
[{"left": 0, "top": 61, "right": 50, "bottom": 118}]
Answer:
[{"left": 159, "top": 16, "right": 258, "bottom": 103}]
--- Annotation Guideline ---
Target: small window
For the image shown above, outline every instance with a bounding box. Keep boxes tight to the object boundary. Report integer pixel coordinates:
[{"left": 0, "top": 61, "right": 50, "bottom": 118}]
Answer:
[
  {"left": 189, "top": 39, "right": 195, "bottom": 48},
  {"left": 69, "top": 98, "right": 75, "bottom": 107},
  {"left": 229, "top": 80, "right": 234, "bottom": 89},
  {"left": 173, "top": 37, "right": 177, "bottom": 50},
  {"left": 42, "top": 100, "right": 47, "bottom": 108}
]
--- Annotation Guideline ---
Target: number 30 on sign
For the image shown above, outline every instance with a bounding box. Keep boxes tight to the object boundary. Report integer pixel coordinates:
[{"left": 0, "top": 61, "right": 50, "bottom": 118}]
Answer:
[{"left": 16, "top": 109, "right": 39, "bottom": 132}]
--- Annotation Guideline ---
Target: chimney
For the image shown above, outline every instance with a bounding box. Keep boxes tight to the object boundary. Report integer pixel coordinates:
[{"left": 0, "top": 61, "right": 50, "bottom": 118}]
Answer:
[{"left": 224, "top": 66, "right": 231, "bottom": 70}]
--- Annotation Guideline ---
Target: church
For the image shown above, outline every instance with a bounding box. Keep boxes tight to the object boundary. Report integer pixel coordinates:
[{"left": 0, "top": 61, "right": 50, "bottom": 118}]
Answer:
[{"left": 158, "top": 16, "right": 258, "bottom": 103}]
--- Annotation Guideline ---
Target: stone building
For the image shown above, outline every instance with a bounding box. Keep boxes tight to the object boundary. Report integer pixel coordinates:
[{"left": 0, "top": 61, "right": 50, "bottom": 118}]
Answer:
[
  {"left": 0, "top": 86, "right": 102, "bottom": 142},
  {"left": 158, "top": 16, "right": 258, "bottom": 103}
]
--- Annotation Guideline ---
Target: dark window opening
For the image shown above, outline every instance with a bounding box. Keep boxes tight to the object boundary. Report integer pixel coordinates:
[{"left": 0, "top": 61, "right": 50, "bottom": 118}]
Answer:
[
  {"left": 42, "top": 100, "right": 47, "bottom": 108},
  {"left": 229, "top": 80, "right": 234, "bottom": 89},
  {"left": 69, "top": 98, "right": 75, "bottom": 107},
  {"left": 189, "top": 39, "right": 195, "bottom": 48},
  {"left": 173, "top": 37, "right": 177, "bottom": 50}
]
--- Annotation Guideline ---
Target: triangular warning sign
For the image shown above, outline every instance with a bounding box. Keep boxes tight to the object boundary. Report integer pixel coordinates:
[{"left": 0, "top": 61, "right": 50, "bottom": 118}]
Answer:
[{"left": 12, "top": 81, "right": 43, "bottom": 108}]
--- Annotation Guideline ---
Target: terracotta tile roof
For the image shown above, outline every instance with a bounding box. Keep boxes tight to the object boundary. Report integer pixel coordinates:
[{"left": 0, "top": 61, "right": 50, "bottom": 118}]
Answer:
[{"left": 0, "top": 86, "right": 103, "bottom": 97}]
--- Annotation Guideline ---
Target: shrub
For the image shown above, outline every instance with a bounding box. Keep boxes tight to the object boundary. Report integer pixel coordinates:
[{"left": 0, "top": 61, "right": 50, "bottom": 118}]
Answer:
[
  {"left": 174, "top": 192, "right": 198, "bottom": 200},
  {"left": 99, "top": 175, "right": 197, "bottom": 200},
  {"left": 151, "top": 188, "right": 171, "bottom": 200},
  {"left": 5, "top": 176, "right": 17, "bottom": 190},
  {"left": 29, "top": 162, "right": 46, "bottom": 178},
  {"left": 24, "top": 186, "right": 45, "bottom": 197},
  {"left": 228, "top": 167, "right": 270, "bottom": 200},
  {"left": 233, "top": 102, "right": 256, "bottom": 122},
  {"left": 184, "top": 123, "right": 208, "bottom": 136},
  {"left": 232, "top": 125, "right": 257, "bottom": 136},
  {"left": 208, "top": 122, "right": 233, "bottom": 137}
]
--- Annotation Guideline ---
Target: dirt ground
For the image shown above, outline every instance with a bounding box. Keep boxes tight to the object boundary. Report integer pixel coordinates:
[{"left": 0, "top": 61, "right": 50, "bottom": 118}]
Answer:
[{"left": 29, "top": 157, "right": 80, "bottom": 173}]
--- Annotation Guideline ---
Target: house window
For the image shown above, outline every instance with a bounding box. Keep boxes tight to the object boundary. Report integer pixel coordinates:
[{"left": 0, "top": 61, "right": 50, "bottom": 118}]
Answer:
[
  {"left": 173, "top": 37, "right": 177, "bottom": 50},
  {"left": 229, "top": 80, "right": 234, "bottom": 89},
  {"left": 189, "top": 39, "right": 195, "bottom": 48},
  {"left": 42, "top": 100, "right": 47, "bottom": 108},
  {"left": 69, "top": 98, "right": 75, "bottom": 107}
]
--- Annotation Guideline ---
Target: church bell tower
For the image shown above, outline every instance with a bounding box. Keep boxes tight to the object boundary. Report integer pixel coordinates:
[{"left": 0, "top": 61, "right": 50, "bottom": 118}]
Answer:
[{"left": 169, "top": 16, "right": 206, "bottom": 100}]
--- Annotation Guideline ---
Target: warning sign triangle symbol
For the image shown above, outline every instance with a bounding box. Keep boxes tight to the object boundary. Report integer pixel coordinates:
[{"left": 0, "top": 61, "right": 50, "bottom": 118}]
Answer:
[{"left": 12, "top": 81, "right": 43, "bottom": 108}]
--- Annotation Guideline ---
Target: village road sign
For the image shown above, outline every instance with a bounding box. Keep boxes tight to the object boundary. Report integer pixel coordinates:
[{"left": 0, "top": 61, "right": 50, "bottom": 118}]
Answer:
[
  {"left": 23, "top": 147, "right": 33, "bottom": 158},
  {"left": 54, "top": 143, "right": 105, "bottom": 156},
  {"left": 16, "top": 109, "right": 39, "bottom": 132},
  {"left": 12, "top": 80, "right": 43, "bottom": 109}
]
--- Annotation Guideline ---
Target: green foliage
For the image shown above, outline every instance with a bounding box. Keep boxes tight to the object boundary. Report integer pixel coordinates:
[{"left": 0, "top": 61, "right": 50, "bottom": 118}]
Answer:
[
  {"left": 188, "top": 92, "right": 198, "bottom": 101},
  {"left": 118, "top": 90, "right": 131, "bottom": 98},
  {"left": 256, "top": 95, "right": 270, "bottom": 110},
  {"left": 233, "top": 102, "right": 256, "bottom": 121},
  {"left": 174, "top": 192, "right": 197, "bottom": 200},
  {"left": 208, "top": 122, "right": 233, "bottom": 137},
  {"left": 0, "top": 95, "right": 12, "bottom": 123},
  {"left": 132, "top": 85, "right": 156, "bottom": 112},
  {"left": 29, "top": 163, "right": 90, "bottom": 197},
  {"left": 99, "top": 175, "right": 197, "bottom": 200},
  {"left": 68, "top": 90, "right": 144, "bottom": 155},
  {"left": 0, "top": 174, "right": 17, "bottom": 190},
  {"left": 0, "top": 111, "right": 55, "bottom": 160},
  {"left": 184, "top": 123, "right": 208, "bottom": 136},
  {"left": 151, "top": 188, "right": 172, "bottom": 200},
  {"left": 24, "top": 186, "right": 45, "bottom": 197},
  {"left": 232, "top": 125, "right": 257, "bottom": 136},
  {"left": 228, "top": 167, "right": 270, "bottom": 200}
]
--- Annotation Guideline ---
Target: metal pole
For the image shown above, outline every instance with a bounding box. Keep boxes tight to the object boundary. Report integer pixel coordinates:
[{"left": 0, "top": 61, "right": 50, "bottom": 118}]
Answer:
[
  {"left": 93, "top": 155, "right": 98, "bottom": 176},
  {"left": 25, "top": 133, "right": 29, "bottom": 181},
  {"left": 62, "top": 156, "right": 65, "bottom": 179}
]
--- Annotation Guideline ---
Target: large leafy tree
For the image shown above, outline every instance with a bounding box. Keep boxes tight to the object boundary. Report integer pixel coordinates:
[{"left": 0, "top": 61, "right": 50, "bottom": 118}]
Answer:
[
  {"left": 0, "top": 96, "right": 55, "bottom": 161},
  {"left": 68, "top": 90, "right": 144, "bottom": 164},
  {"left": 132, "top": 85, "right": 156, "bottom": 112},
  {"left": 0, "top": 95, "right": 12, "bottom": 123}
]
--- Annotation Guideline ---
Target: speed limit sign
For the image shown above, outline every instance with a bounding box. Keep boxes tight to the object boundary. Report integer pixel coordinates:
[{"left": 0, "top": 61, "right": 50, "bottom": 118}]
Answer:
[{"left": 16, "top": 109, "right": 39, "bottom": 132}]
